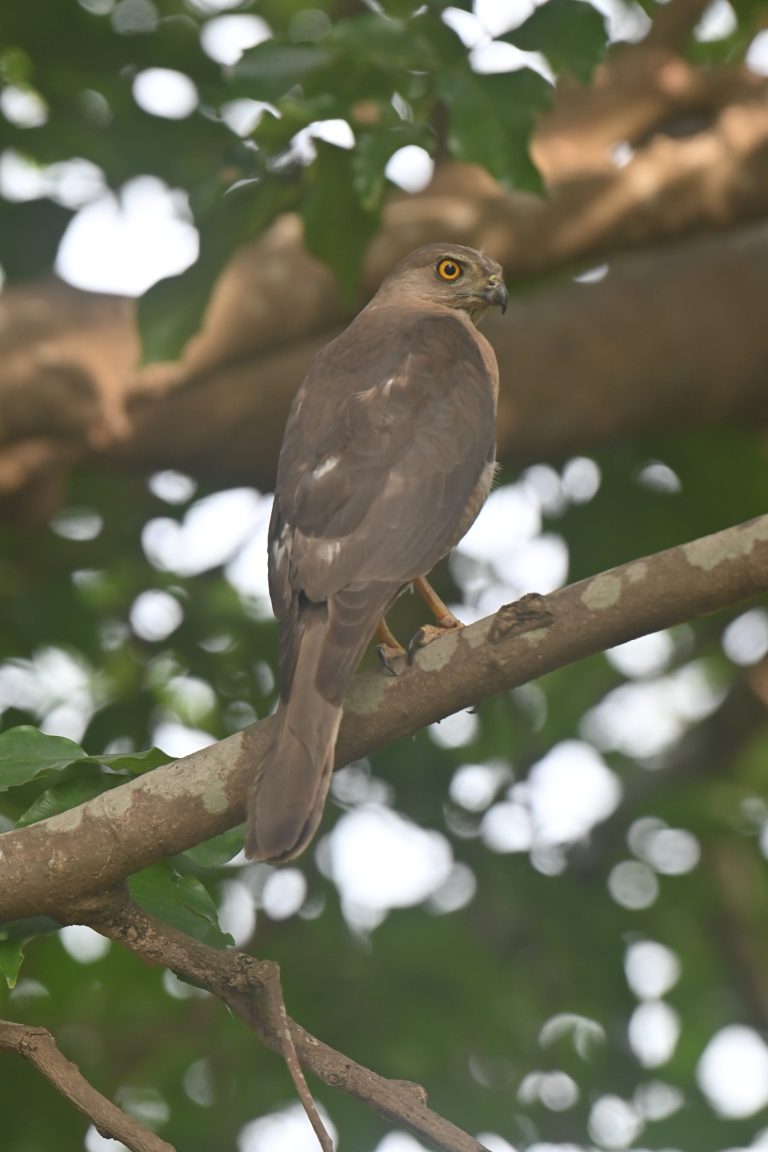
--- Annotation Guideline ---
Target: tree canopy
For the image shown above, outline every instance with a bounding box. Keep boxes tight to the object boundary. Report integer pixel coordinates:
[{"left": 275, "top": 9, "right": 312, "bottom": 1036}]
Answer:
[{"left": 2, "top": 1, "right": 768, "bottom": 1151}]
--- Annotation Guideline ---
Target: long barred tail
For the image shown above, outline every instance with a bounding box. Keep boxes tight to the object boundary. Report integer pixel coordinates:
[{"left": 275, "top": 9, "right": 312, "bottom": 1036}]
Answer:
[
  {"left": 246, "top": 580, "right": 400, "bottom": 861},
  {"left": 245, "top": 614, "right": 342, "bottom": 861}
]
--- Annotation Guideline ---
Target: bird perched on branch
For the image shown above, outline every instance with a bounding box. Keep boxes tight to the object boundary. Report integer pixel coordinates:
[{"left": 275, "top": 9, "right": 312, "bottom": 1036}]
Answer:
[{"left": 246, "top": 243, "right": 507, "bottom": 861}]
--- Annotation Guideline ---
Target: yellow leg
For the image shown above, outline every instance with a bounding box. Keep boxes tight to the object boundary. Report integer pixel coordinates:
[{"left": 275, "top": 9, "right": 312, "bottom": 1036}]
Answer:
[
  {"left": 413, "top": 575, "right": 462, "bottom": 630},
  {"left": 375, "top": 618, "right": 405, "bottom": 653}
]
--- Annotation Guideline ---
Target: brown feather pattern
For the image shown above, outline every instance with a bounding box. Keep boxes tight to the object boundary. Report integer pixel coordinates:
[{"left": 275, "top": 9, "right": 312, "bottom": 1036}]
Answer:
[{"left": 246, "top": 243, "right": 506, "bottom": 860}]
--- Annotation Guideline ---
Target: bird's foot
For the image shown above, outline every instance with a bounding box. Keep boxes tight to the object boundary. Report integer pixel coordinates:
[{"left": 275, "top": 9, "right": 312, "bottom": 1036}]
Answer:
[
  {"left": 407, "top": 617, "right": 464, "bottom": 665},
  {"left": 377, "top": 642, "right": 406, "bottom": 676}
]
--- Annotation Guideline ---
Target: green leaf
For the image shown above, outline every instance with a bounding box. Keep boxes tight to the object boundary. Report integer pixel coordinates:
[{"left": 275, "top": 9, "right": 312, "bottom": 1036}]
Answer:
[
  {"left": 353, "top": 123, "right": 434, "bottom": 211},
  {"left": 0, "top": 725, "right": 170, "bottom": 798},
  {"left": 96, "top": 746, "right": 172, "bottom": 774},
  {"left": 438, "top": 66, "right": 552, "bottom": 193},
  {"left": 301, "top": 140, "right": 378, "bottom": 300},
  {"left": 129, "top": 863, "right": 234, "bottom": 950},
  {"left": 138, "top": 177, "right": 293, "bottom": 364},
  {"left": 15, "top": 773, "right": 122, "bottom": 828},
  {"left": 233, "top": 41, "right": 332, "bottom": 101},
  {"left": 0, "top": 916, "right": 58, "bottom": 988},
  {"left": 181, "top": 827, "right": 245, "bottom": 870},
  {"left": 0, "top": 727, "right": 87, "bottom": 791},
  {"left": 0, "top": 197, "right": 74, "bottom": 281},
  {"left": 508, "top": 0, "right": 608, "bottom": 84},
  {"left": 0, "top": 936, "right": 27, "bottom": 989}
]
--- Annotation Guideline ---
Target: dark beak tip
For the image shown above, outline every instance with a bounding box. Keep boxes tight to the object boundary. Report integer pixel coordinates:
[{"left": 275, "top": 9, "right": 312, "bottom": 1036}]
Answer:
[{"left": 492, "top": 283, "right": 509, "bottom": 314}]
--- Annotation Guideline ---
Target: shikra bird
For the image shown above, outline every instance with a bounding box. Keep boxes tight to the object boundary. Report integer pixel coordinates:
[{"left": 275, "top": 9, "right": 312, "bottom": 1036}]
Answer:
[{"left": 245, "top": 243, "right": 508, "bottom": 861}]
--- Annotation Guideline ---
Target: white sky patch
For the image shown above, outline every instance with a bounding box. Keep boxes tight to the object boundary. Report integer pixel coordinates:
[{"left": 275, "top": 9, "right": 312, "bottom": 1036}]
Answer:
[
  {"left": 482, "top": 741, "right": 620, "bottom": 854},
  {"left": 220, "top": 98, "right": 274, "bottom": 137},
  {"left": 455, "top": 481, "right": 556, "bottom": 607},
  {"left": 226, "top": 504, "right": 274, "bottom": 614},
  {"left": 747, "top": 29, "right": 768, "bottom": 76},
  {"left": 0, "top": 151, "right": 104, "bottom": 208},
  {"left": 56, "top": 175, "right": 199, "bottom": 294},
  {"left": 697, "top": 1026, "right": 768, "bottom": 1118},
  {"left": 694, "top": 0, "right": 737, "bottom": 41},
  {"left": 632, "top": 823, "right": 700, "bottom": 876},
  {"left": 450, "top": 761, "right": 510, "bottom": 812},
  {"left": 143, "top": 488, "right": 268, "bottom": 577},
  {"left": 590, "top": 0, "right": 651, "bottom": 42},
  {"left": 582, "top": 661, "right": 725, "bottom": 758},
  {"left": 522, "top": 463, "right": 566, "bottom": 516},
  {"left": 429, "top": 708, "right": 479, "bottom": 749},
  {"left": 239, "top": 1103, "right": 337, "bottom": 1152},
  {"left": 374, "top": 1133, "right": 431, "bottom": 1152},
  {"left": 561, "top": 456, "right": 601, "bottom": 504},
  {"left": 518, "top": 1070, "right": 579, "bottom": 1111},
  {"left": 129, "top": 589, "right": 183, "bottom": 642},
  {"left": 291, "top": 118, "right": 355, "bottom": 164},
  {"left": 148, "top": 470, "right": 197, "bottom": 505},
  {"left": 608, "top": 860, "right": 659, "bottom": 910},
  {"left": 625, "top": 940, "right": 681, "bottom": 999},
  {"left": 606, "top": 631, "right": 674, "bottom": 678},
  {"left": 637, "top": 460, "right": 682, "bottom": 494},
  {"left": 59, "top": 925, "right": 111, "bottom": 964},
  {"left": 0, "top": 647, "right": 97, "bottom": 740},
  {"left": 152, "top": 720, "right": 215, "bottom": 757},
  {"left": 386, "top": 145, "right": 434, "bottom": 193},
  {"left": 539, "top": 1012, "right": 606, "bottom": 1059},
  {"left": 474, "top": 1136, "right": 517, "bottom": 1152},
  {"left": 0, "top": 85, "right": 48, "bottom": 127},
  {"left": 526, "top": 740, "right": 621, "bottom": 843},
  {"left": 217, "top": 879, "right": 256, "bottom": 946},
  {"left": 428, "top": 862, "right": 477, "bottom": 914},
  {"left": 472, "top": 40, "right": 553, "bottom": 80},
  {"left": 628, "top": 1000, "right": 680, "bottom": 1067},
  {"left": 442, "top": 4, "right": 552, "bottom": 77},
  {"left": 588, "top": 1094, "right": 644, "bottom": 1149},
  {"left": 722, "top": 607, "right": 768, "bottom": 666},
  {"left": 261, "top": 868, "right": 307, "bottom": 920},
  {"left": 86, "top": 1128, "right": 129, "bottom": 1152},
  {"left": 574, "top": 263, "right": 609, "bottom": 284},
  {"left": 459, "top": 482, "right": 539, "bottom": 553},
  {"left": 133, "top": 68, "right": 199, "bottom": 119},
  {"left": 200, "top": 14, "right": 271, "bottom": 65},
  {"left": 51, "top": 507, "right": 103, "bottom": 542},
  {"left": 482, "top": 800, "right": 533, "bottom": 853},
  {"left": 326, "top": 806, "right": 453, "bottom": 927},
  {"left": 634, "top": 1079, "right": 684, "bottom": 1123}
]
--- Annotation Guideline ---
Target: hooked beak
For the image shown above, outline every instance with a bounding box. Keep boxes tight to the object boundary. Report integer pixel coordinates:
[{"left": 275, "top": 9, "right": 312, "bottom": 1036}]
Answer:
[{"left": 484, "top": 276, "right": 508, "bottom": 314}]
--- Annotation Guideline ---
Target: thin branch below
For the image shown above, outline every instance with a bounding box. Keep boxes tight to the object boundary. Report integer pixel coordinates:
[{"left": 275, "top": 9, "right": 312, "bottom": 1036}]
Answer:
[
  {"left": 68, "top": 889, "right": 488, "bottom": 1152},
  {"left": 0, "top": 1018, "right": 176, "bottom": 1152}
]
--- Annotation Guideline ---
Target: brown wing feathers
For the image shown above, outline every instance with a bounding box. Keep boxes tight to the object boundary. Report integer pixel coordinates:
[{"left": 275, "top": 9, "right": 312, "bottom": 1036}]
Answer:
[{"left": 245, "top": 243, "right": 506, "bottom": 861}]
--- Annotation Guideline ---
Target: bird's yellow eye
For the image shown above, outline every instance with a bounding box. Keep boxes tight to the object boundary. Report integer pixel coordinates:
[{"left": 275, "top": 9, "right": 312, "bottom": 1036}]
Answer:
[{"left": 436, "top": 258, "right": 463, "bottom": 282}]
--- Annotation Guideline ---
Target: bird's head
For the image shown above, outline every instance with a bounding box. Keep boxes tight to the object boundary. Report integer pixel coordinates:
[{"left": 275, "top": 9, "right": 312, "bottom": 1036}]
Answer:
[{"left": 377, "top": 243, "right": 508, "bottom": 324}]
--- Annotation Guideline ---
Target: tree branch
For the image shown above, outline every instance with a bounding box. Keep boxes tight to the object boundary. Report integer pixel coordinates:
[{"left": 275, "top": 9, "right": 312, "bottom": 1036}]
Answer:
[
  {"left": 3, "top": 44, "right": 768, "bottom": 506},
  {"left": 67, "top": 888, "right": 488, "bottom": 1152},
  {"left": 0, "top": 1018, "right": 176, "bottom": 1152},
  {"left": 1, "top": 513, "right": 767, "bottom": 922}
]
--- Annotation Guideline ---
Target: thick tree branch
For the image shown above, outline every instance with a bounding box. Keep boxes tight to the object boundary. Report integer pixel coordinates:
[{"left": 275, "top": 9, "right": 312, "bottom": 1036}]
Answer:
[
  {"left": 67, "top": 888, "right": 488, "bottom": 1152},
  {"left": 2, "top": 40, "right": 768, "bottom": 506},
  {"left": 1, "top": 514, "right": 767, "bottom": 923},
  {"left": 0, "top": 1018, "right": 176, "bottom": 1152}
]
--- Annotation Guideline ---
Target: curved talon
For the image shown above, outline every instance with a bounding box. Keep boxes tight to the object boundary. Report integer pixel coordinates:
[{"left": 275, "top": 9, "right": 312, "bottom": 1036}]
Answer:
[{"left": 377, "top": 643, "right": 405, "bottom": 676}]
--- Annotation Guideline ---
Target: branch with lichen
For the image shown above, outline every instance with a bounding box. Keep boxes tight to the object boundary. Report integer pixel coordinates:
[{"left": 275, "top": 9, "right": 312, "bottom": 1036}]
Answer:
[{"left": 1, "top": 512, "right": 767, "bottom": 923}]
